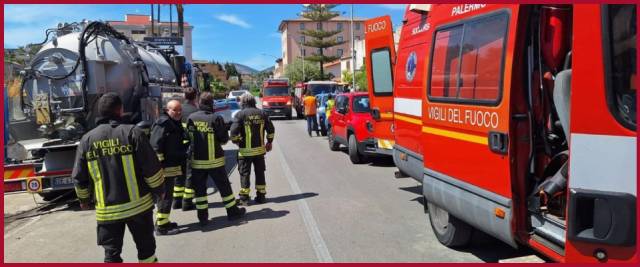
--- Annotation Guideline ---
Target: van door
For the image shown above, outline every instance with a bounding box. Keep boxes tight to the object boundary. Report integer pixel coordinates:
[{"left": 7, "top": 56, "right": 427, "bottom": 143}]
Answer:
[
  {"left": 422, "top": 5, "right": 520, "bottom": 247},
  {"left": 365, "top": 15, "right": 397, "bottom": 154}
]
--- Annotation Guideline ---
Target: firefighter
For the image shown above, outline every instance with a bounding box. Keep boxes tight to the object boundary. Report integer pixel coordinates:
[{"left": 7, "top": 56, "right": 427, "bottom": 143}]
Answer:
[
  {"left": 72, "top": 93, "right": 164, "bottom": 263},
  {"left": 230, "top": 94, "right": 275, "bottom": 206},
  {"left": 149, "top": 99, "right": 188, "bottom": 235},
  {"left": 176, "top": 87, "right": 198, "bottom": 211},
  {"left": 186, "top": 92, "right": 246, "bottom": 226}
]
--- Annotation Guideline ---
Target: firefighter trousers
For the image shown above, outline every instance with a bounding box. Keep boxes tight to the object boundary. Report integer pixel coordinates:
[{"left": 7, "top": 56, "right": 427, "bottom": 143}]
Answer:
[
  {"left": 238, "top": 155, "right": 266, "bottom": 198},
  {"left": 97, "top": 210, "right": 157, "bottom": 263},
  {"left": 172, "top": 163, "right": 194, "bottom": 205},
  {"left": 191, "top": 167, "right": 238, "bottom": 221},
  {"left": 156, "top": 175, "right": 178, "bottom": 227}
]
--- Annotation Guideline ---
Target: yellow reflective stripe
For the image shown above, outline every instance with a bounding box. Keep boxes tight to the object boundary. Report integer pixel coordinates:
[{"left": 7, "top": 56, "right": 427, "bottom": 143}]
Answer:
[
  {"left": 259, "top": 122, "right": 265, "bottom": 147},
  {"left": 184, "top": 188, "right": 195, "bottom": 193},
  {"left": 255, "top": 185, "right": 266, "bottom": 189},
  {"left": 191, "top": 157, "right": 225, "bottom": 169},
  {"left": 238, "top": 147, "right": 266, "bottom": 157},
  {"left": 222, "top": 194, "right": 235, "bottom": 202},
  {"left": 157, "top": 218, "right": 169, "bottom": 225},
  {"left": 267, "top": 133, "right": 275, "bottom": 139},
  {"left": 239, "top": 188, "right": 250, "bottom": 195},
  {"left": 245, "top": 124, "right": 252, "bottom": 149},
  {"left": 163, "top": 166, "right": 182, "bottom": 177},
  {"left": 231, "top": 135, "right": 242, "bottom": 141},
  {"left": 422, "top": 126, "right": 488, "bottom": 145},
  {"left": 195, "top": 196, "right": 208, "bottom": 202},
  {"left": 139, "top": 255, "right": 157, "bottom": 263},
  {"left": 156, "top": 153, "right": 165, "bottom": 161},
  {"left": 173, "top": 186, "right": 185, "bottom": 192},
  {"left": 196, "top": 204, "right": 208, "bottom": 209},
  {"left": 207, "top": 133, "right": 214, "bottom": 161},
  {"left": 121, "top": 155, "right": 140, "bottom": 201},
  {"left": 172, "top": 192, "right": 183, "bottom": 198},
  {"left": 88, "top": 160, "right": 105, "bottom": 208},
  {"left": 144, "top": 169, "right": 164, "bottom": 188},
  {"left": 224, "top": 200, "right": 237, "bottom": 208},
  {"left": 96, "top": 195, "right": 154, "bottom": 221},
  {"left": 96, "top": 194, "right": 152, "bottom": 212},
  {"left": 394, "top": 114, "right": 422, "bottom": 125},
  {"left": 75, "top": 186, "right": 90, "bottom": 199},
  {"left": 156, "top": 212, "right": 170, "bottom": 219}
]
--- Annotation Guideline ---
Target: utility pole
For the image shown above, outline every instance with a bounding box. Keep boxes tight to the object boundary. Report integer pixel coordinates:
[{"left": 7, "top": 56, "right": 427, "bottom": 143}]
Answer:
[
  {"left": 301, "top": 43, "right": 306, "bottom": 82},
  {"left": 151, "top": 4, "right": 155, "bottom": 36},
  {"left": 350, "top": 4, "right": 356, "bottom": 92}
]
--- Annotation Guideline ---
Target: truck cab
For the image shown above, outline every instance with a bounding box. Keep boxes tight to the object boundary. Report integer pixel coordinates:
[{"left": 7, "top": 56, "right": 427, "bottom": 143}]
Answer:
[{"left": 261, "top": 78, "right": 293, "bottom": 119}]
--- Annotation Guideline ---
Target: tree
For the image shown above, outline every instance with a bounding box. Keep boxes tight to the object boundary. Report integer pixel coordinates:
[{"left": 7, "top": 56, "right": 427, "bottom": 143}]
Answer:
[
  {"left": 299, "top": 4, "right": 346, "bottom": 79},
  {"left": 341, "top": 66, "right": 368, "bottom": 91},
  {"left": 284, "top": 58, "right": 322, "bottom": 86},
  {"left": 224, "top": 62, "right": 242, "bottom": 87}
]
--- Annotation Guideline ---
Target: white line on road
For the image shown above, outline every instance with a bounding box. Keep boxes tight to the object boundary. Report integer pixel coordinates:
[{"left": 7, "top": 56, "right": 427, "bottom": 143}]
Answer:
[
  {"left": 4, "top": 215, "right": 41, "bottom": 240},
  {"left": 274, "top": 141, "right": 334, "bottom": 263}
]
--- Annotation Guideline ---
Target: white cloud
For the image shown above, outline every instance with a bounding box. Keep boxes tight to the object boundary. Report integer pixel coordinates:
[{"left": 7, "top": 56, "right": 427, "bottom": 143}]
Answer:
[
  {"left": 379, "top": 4, "right": 406, "bottom": 10},
  {"left": 214, "top": 14, "right": 251, "bottom": 29}
]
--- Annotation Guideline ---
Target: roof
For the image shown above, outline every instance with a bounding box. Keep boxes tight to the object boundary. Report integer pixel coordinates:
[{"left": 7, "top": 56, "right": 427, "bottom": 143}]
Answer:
[
  {"left": 323, "top": 60, "right": 341, "bottom": 68},
  {"left": 107, "top": 14, "right": 191, "bottom": 27},
  {"left": 278, "top": 16, "right": 368, "bottom": 32}
]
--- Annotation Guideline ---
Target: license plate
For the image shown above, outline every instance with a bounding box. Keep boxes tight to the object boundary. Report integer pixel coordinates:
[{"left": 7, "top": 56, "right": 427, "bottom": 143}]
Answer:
[
  {"left": 53, "top": 177, "right": 74, "bottom": 187},
  {"left": 274, "top": 110, "right": 281, "bottom": 113}
]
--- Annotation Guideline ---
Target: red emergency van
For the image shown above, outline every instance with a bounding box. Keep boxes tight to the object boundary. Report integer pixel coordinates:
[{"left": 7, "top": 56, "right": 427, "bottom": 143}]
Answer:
[{"left": 366, "top": 4, "right": 636, "bottom": 263}]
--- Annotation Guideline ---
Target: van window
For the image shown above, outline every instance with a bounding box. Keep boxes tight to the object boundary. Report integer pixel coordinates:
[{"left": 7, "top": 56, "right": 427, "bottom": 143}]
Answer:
[
  {"left": 604, "top": 4, "right": 636, "bottom": 130},
  {"left": 428, "top": 13, "right": 509, "bottom": 105},
  {"left": 370, "top": 48, "right": 394, "bottom": 96}
]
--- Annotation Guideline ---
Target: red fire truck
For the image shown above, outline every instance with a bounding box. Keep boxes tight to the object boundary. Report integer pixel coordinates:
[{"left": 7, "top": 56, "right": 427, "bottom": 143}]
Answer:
[
  {"left": 365, "top": 4, "right": 636, "bottom": 263},
  {"left": 261, "top": 78, "right": 293, "bottom": 119}
]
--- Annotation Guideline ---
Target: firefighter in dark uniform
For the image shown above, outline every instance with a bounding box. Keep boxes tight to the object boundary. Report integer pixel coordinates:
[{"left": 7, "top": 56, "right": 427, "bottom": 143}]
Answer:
[
  {"left": 177, "top": 87, "right": 199, "bottom": 211},
  {"left": 186, "top": 92, "right": 246, "bottom": 226},
  {"left": 149, "top": 99, "right": 188, "bottom": 235},
  {"left": 72, "top": 93, "right": 164, "bottom": 263},
  {"left": 230, "top": 94, "right": 275, "bottom": 206}
]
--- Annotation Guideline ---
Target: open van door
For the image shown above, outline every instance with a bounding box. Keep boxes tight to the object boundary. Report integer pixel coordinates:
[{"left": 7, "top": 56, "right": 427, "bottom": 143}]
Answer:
[{"left": 365, "top": 15, "right": 397, "bottom": 155}]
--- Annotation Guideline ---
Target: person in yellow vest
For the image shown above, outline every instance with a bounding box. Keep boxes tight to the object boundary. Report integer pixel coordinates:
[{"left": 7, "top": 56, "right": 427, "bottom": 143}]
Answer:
[{"left": 325, "top": 94, "right": 335, "bottom": 130}]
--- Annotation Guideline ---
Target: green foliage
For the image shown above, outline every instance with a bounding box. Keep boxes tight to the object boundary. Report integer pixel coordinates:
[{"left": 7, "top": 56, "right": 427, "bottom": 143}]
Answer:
[
  {"left": 341, "top": 66, "right": 368, "bottom": 92},
  {"left": 284, "top": 58, "right": 322, "bottom": 86}
]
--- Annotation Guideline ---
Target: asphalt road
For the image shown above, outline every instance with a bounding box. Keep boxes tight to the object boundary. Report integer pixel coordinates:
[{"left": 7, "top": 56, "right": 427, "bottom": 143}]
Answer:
[{"left": 3, "top": 116, "right": 532, "bottom": 263}]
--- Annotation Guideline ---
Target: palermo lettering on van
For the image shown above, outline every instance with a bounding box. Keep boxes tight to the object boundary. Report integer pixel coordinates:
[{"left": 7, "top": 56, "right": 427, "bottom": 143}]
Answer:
[
  {"left": 427, "top": 106, "right": 499, "bottom": 129},
  {"left": 451, "top": 4, "right": 487, "bottom": 16}
]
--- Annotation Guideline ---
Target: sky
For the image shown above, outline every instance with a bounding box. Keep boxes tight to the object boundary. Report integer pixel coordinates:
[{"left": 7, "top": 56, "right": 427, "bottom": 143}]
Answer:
[{"left": 4, "top": 4, "right": 406, "bottom": 71}]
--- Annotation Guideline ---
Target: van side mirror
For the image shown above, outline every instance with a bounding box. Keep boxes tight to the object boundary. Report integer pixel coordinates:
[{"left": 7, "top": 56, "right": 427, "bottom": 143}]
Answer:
[{"left": 371, "top": 108, "right": 381, "bottom": 121}]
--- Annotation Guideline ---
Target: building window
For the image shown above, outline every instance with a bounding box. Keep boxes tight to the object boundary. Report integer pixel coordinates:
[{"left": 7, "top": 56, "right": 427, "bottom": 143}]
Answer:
[
  {"left": 337, "top": 22, "right": 343, "bottom": 31},
  {"left": 337, "top": 36, "right": 343, "bottom": 43},
  {"left": 300, "top": 23, "right": 305, "bottom": 30},
  {"left": 303, "top": 49, "right": 306, "bottom": 57},
  {"left": 428, "top": 13, "right": 508, "bottom": 104},
  {"left": 317, "top": 22, "right": 322, "bottom": 30},
  {"left": 300, "top": 36, "right": 305, "bottom": 43},
  {"left": 337, "top": 49, "right": 344, "bottom": 57},
  {"left": 132, "top": 30, "right": 146, "bottom": 35},
  {"left": 355, "top": 22, "right": 361, "bottom": 30}
]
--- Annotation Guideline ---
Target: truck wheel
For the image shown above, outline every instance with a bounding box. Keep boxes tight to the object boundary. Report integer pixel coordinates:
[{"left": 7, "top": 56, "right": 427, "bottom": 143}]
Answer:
[
  {"left": 348, "top": 134, "right": 363, "bottom": 164},
  {"left": 328, "top": 130, "right": 340, "bottom": 151},
  {"left": 427, "top": 201, "right": 472, "bottom": 248}
]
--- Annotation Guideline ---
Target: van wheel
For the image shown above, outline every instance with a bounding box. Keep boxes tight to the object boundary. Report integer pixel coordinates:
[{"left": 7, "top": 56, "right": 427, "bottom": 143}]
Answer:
[
  {"left": 348, "top": 134, "right": 363, "bottom": 164},
  {"left": 427, "top": 201, "right": 472, "bottom": 247},
  {"left": 328, "top": 130, "right": 340, "bottom": 151}
]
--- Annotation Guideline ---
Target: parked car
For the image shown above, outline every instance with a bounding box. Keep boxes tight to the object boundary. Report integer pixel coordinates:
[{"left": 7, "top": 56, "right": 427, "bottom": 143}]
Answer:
[
  {"left": 227, "top": 90, "right": 250, "bottom": 99},
  {"left": 214, "top": 99, "right": 241, "bottom": 129},
  {"left": 328, "top": 92, "right": 376, "bottom": 164}
]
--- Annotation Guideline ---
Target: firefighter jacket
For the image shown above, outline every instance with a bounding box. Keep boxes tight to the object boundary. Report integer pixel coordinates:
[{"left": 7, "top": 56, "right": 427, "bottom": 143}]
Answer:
[
  {"left": 230, "top": 107, "right": 275, "bottom": 158},
  {"left": 186, "top": 106, "right": 229, "bottom": 169},
  {"left": 149, "top": 113, "right": 190, "bottom": 177},
  {"left": 72, "top": 118, "right": 165, "bottom": 224}
]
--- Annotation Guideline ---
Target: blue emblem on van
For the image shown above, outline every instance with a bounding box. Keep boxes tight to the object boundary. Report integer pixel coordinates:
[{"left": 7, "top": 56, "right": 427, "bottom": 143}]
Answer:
[{"left": 406, "top": 51, "right": 417, "bottom": 82}]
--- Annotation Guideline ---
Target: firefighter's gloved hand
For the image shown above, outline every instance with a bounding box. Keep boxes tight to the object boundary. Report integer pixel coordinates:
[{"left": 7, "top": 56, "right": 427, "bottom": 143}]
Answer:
[{"left": 265, "top": 142, "right": 273, "bottom": 152}]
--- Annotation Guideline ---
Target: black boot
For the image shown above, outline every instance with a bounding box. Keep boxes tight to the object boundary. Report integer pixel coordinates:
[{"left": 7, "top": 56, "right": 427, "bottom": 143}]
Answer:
[
  {"left": 237, "top": 195, "right": 250, "bottom": 207},
  {"left": 254, "top": 193, "right": 266, "bottom": 204},
  {"left": 197, "top": 209, "right": 209, "bottom": 226},
  {"left": 155, "top": 222, "right": 180, "bottom": 236},
  {"left": 182, "top": 199, "right": 195, "bottom": 211},
  {"left": 227, "top": 206, "right": 246, "bottom": 221},
  {"left": 172, "top": 197, "right": 183, "bottom": 210}
]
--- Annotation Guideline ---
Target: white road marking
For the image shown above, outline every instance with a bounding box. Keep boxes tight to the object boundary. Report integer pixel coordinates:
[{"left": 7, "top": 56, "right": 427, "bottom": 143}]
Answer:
[
  {"left": 4, "top": 215, "right": 42, "bottom": 240},
  {"left": 274, "top": 141, "right": 334, "bottom": 263}
]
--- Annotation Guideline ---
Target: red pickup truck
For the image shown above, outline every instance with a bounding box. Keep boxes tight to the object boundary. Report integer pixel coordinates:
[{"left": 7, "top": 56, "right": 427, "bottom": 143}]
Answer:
[{"left": 327, "top": 92, "right": 377, "bottom": 164}]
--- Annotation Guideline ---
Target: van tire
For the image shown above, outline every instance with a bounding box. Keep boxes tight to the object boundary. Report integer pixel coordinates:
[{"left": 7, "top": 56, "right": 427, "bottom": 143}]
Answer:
[
  {"left": 348, "top": 134, "right": 363, "bottom": 164},
  {"left": 328, "top": 130, "right": 340, "bottom": 151},
  {"left": 427, "top": 201, "right": 472, "bottom": 247}
]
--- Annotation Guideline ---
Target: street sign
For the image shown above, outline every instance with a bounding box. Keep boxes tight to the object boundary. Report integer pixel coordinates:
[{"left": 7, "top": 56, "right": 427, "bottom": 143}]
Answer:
[
  {"left": 143, "top": 37, "right": 183, "bottom": 46},
  {"left": 26, "top": 177, "right": 42, "bottom": 193}
]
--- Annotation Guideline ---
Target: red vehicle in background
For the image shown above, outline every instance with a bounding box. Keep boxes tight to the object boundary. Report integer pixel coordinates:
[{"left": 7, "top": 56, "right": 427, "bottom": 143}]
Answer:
[
  {"left": 366, "top": 4, "right": 637, "bottom": 263},
  {"left": 261, "top": 78, "right": 293, "bottom": 119},
  {"left": 328, "top": 92, "right": 377, "bottom": 164}
]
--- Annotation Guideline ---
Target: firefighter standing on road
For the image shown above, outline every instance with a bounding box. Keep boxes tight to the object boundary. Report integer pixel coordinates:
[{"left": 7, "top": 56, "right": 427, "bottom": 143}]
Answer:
[
  {"left": 149, "top": 99, "right": 188, "bottom": 235},
  {"left": 72, "top": 93, "right": 164, "bottom": 263},
  {"left": 230, "top": 94, "right": 275, "bottom": 206},
  {"left": 177, "top": 87, "right": 199, "bottom": 211},
  {"left": 186, "top": 92, "right": 246, "bottom": 226}
]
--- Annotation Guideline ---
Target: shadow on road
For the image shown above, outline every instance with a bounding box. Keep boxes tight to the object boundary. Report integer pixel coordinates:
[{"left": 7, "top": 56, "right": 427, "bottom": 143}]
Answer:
[
  {"left": 205, "top": 192, "right": 319, "bottom": 209},
  {"left": 177, "top": 208, "right": 290, "bottom": 234}
]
